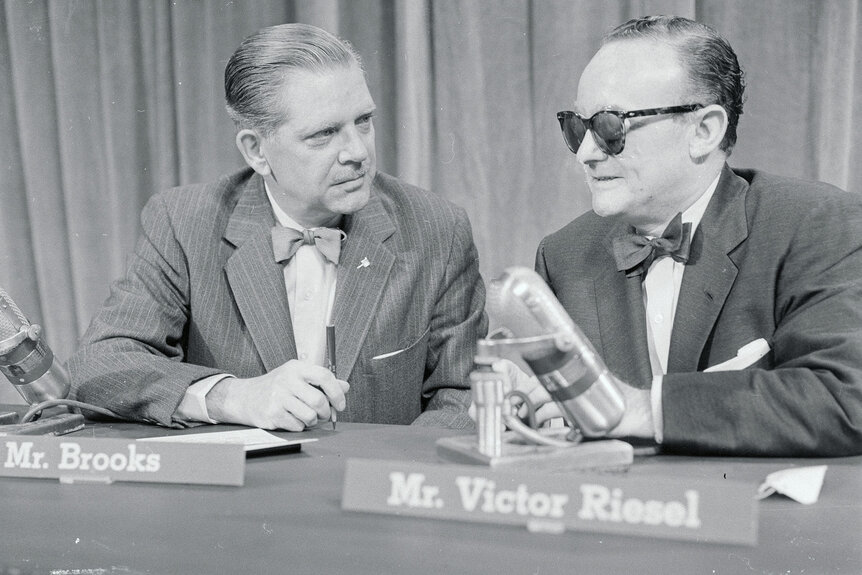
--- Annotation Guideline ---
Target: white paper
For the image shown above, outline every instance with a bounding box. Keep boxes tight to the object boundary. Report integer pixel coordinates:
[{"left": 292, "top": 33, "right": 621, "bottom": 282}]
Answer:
[
  {"left": 139, "top": 428, "right": 317, "bottom": 452},
  {"left": 756, "top": 465, "right": 827, "bottom": 505}
]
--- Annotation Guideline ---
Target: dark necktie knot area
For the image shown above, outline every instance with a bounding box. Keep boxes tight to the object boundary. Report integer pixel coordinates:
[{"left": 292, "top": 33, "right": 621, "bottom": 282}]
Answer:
[
  {"left": 613, "top": 213, "right": 692, "bottom": 277},
  {"left": 272, "top": 226, "right": 346, "bottom": 265}
]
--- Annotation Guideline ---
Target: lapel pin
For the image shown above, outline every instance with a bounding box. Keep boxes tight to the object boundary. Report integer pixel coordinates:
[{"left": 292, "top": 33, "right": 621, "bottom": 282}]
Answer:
[{"left": 357, "top": 257, "right": 371, "bottom": 269}]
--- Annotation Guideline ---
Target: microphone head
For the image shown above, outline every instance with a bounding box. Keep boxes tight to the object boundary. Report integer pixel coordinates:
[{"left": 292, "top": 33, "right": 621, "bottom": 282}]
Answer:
[
  {"left": 487, "top": 267, "right": 575, "bottom": 339},
  {"left": 0, "top": 286, "right": 29, "bottom": 342},
  {"left": 485, "top": 267, "right": 625, "bottom": 436},
  {"left": 487, "top": 270, "right": 545, "bottom": 339},
  {"left": 0, "top": 286, "right": 70, "bottom": 404}
]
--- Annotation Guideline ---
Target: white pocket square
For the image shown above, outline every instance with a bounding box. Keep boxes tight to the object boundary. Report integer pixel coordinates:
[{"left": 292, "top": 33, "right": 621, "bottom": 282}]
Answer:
[
  {"left": 372, "top": 348, "right": 406, "bottom": 360},
  {"left": 704, "top": 338, "right": 770, "bottom": 372}
]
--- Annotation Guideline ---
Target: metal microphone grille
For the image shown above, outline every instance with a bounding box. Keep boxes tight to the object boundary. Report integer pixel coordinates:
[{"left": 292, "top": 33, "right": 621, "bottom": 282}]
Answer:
[
  {"left": 486, "top": 269, "right": 546, "bottom": 338},
  {"left": 0, "top": 286, "right": 30, "bottom": 341}
]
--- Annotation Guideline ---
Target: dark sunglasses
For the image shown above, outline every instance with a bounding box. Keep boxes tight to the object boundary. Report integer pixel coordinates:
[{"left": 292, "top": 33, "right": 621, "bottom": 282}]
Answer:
[{"left": 556, "top": 104, "right": 703, "bottom": 156}]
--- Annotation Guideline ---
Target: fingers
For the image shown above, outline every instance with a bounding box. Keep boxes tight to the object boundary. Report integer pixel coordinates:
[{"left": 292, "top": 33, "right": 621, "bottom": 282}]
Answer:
[
  {"left": 515, "top": 382, "right": 553, "bottom": 420},
  {"left": 491, "top": 359, "right": 534, "bottom": 391},
  {"left": 266, "top": 409, "right": 307, "bottom": 433},
  {"left": 301, "top": 364, "right": 349, "bottom": 411},
  {"left": 533, "top": 402, "right": 564, "bottom": 427},
  {"left": 221, "top": 360, "right": 352, "bottom": 431}
]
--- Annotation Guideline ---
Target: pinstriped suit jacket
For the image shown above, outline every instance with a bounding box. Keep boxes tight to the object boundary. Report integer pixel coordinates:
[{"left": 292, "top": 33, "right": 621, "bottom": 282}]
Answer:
[
  {"left": 536, "top": 165, "right": 862, "bottom": 456},
  {"left": 68, "top": 168, "right": 487, "bottom": 428}
]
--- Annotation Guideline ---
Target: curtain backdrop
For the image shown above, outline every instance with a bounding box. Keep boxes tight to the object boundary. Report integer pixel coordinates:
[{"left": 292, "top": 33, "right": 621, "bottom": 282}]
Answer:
[{"left": 1, "top": 0, "right": 859, "bottom": 403}]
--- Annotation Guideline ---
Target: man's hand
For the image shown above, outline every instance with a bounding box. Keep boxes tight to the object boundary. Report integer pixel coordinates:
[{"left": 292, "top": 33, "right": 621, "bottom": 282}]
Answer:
[
  {"left": 468, "top": 359, "right": 563, "bottom": 425},
  {"left": 468, "top": 361, "right": 656, "bottom": 439},
  {"left": 604, "top": 376, "right": 654, "bottom": 439},
  {"left": 512, "top": 373, "right": 654, "bottom": 438},
  {"left": 206, "top": 360, "right": 349, "bottom": 431}
]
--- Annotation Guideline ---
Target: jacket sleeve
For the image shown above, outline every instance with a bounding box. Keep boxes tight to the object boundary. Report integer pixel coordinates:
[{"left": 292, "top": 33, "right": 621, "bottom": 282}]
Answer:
[
  {"left": 412, "top": 206, "right": 488, "bottom": 429},
  {"left": 662, "top": 191, "right": 862, "bottom": 456},
  {"left": 68, "top": 193, "right": 222, "bottom": 427}
]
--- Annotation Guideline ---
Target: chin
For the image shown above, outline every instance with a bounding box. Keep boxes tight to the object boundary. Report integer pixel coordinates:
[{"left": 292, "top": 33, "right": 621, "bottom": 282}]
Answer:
[
  {"left": 591, "top": 186, "right": 636, "bottom": 220},
  {"left": 336, "top": 187, "right": 372, "bottom": 215},
  {"left": 591, "top": 198, "right": 625, "bottom": 219}
]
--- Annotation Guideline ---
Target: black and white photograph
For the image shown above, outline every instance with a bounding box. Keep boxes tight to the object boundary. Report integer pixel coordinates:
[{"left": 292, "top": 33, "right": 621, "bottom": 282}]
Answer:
[{"left": 1, "top": 1, "right": 860, "bottom": 573}]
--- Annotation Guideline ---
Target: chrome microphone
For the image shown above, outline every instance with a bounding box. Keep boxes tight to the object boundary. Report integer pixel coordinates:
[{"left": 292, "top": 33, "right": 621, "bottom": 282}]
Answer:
[
  {"left": 487, "top": 267, "right": 625, "bottom": 437},
  {"left": 0, "top": 286, "right": 70, "bottom": 404}
]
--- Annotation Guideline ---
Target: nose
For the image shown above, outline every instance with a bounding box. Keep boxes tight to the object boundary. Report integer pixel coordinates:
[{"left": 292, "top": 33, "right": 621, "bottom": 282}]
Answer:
[
  {"left": 576, "top": 129, "right": 607, "bottom": 164},
  {"left": 338, "top": 126, "right": 370, "bottom": 165}
]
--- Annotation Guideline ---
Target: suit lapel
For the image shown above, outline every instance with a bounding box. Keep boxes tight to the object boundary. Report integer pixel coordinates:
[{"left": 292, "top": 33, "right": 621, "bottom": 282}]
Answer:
[
  {"left": 668, "top": 165, "right": 749, "bottom": 372},
  {"left": 330, "top": 186, "right": 396, "bottom": 379},
  {"left": 223, "top": 176, "right": 297, "bottom": 371},
  {"left": 594, "top": 222, "right": 654, "bottom": 387}
]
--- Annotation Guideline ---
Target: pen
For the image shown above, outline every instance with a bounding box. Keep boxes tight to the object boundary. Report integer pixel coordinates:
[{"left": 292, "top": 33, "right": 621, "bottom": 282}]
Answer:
[{"left": 326, "top": 324, "right": 337, "bottom": 430}]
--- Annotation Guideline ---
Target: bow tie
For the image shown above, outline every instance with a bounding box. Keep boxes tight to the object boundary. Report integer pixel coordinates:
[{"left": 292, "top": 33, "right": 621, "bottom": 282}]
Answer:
[
  {"left": 613, "top": 213, "right": 692, "bottom": 277},
  {"left": 272, "top": 226, "right": 346, "bottom": 265}
]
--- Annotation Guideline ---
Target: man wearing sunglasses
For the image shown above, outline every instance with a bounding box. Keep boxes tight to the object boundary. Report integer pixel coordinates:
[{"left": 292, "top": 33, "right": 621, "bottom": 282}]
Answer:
[{"left": 519, "top": 16, "right": 862, "bottom": 456}]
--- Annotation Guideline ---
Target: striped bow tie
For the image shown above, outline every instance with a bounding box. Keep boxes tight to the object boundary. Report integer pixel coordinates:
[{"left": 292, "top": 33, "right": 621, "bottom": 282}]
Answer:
[{"left": 271, "top": 226, "right": 346, "bottom": 265}]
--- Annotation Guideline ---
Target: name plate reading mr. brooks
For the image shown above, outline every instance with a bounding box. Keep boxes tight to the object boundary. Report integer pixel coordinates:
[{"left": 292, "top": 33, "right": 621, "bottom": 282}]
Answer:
[
  {"left": 342, "top": 458, "right": 758, "bottom": 545},
  {"left": 1, "top": 435, "right": 245, "bottom": 486}
]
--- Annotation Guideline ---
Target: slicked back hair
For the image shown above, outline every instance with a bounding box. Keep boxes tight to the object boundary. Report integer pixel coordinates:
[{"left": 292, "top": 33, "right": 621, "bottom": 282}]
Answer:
[
  {"left": 225, "top": 23, "right": 364, "bottom": 137},
  {"left": 604, "top": 15, "right": 745, "bottom": 154}
]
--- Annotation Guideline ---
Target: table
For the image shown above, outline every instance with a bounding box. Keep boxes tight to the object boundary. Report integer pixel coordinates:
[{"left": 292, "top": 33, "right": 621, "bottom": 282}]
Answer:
[{"left": 1, "top": 415, "right": 860, "bottom": 575}]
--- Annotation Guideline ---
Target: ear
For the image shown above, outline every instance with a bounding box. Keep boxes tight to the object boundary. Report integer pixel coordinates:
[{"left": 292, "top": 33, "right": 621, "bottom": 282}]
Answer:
[
  {"left": 689, "top": 104, "right": 728, "bottom": 159},
  {"left": 235, "top": 129, "right": 271, "bottom": 176}
]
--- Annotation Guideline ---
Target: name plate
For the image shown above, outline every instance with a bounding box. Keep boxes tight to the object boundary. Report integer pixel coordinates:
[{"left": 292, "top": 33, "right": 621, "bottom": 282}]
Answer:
[
  {"left": 0, "top": 435, "right": 244, "bottom": 486},
  {"left": 342, "top": 458, "right": 757, "bottom": 545}
]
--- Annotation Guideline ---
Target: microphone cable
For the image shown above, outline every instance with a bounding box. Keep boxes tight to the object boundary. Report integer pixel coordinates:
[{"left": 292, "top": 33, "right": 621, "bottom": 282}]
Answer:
[{"left": 18, "top": 398, "right": 121, "bottom": 424}]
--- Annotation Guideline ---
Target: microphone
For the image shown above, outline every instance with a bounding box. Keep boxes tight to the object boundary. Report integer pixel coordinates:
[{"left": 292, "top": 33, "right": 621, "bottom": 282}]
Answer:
[
  {"left": 0, "top": 286, "right": 70, "bottom": 404},
  {"left": 0, "top": 287, "right": 120, "bottom": 435},
  {"left": 487, "top": 267, "right": 625, "bottom": 437}
]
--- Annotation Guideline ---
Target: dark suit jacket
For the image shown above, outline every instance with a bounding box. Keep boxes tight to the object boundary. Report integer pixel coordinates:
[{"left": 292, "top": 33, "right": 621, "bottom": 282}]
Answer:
[
  {"left": 69, "top": 168, "right": 487, "bottom": 428},
  {"left": 536, "top": 165, "right": 862, "bottom": 456}
]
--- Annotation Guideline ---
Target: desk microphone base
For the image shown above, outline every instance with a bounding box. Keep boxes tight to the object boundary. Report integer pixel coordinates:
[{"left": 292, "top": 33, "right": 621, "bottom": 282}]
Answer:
[{"left": 436, "top": 432, "right": 633, "bottom": 472}]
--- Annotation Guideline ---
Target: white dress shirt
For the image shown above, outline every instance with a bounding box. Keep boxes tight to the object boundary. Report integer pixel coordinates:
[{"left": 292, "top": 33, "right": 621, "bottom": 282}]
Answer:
[
  {"left": 176, "top": 183, "right": 338, "bottom": 423},
  {"left": 646, "top": 174, "right": 720, "bottom": 442}
]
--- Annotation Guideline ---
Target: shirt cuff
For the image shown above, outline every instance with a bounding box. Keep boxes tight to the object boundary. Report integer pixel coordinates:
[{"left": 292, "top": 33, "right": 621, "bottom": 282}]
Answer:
[
  {"left": 175, "top": 374, "right": 233, "bottom": 424},
  {"left": 650, "top": 374, "right": 664, "bottom": 444}
]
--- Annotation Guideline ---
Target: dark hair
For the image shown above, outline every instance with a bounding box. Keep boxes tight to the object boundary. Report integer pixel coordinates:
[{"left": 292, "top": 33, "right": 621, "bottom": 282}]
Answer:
[
  {"left": 225, "top": 23, "right": 363, "bottom": 136},
  {"left": 603, "top": 15, "right": 745, "bottom": 153}
]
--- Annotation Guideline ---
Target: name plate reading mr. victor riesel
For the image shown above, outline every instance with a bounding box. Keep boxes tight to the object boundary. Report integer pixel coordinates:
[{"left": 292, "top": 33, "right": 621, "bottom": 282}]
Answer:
[
  {"left": 342, "top": 458, "right": 758, "bottom": 545},
  {"left": 1, "top": 435, "right": 245, "bottom": 486}
]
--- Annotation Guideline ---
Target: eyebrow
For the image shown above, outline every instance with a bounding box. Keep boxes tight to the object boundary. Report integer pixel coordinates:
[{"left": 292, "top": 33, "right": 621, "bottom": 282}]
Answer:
[
  {"left": 300, "top": 106, "right": 377, "bottom": 139},
  {"left": 301, "top": 122, "right": 338, "bottom": 139},
  {"left": 573, "top": 103, "right": 628, "bottom": 116}
]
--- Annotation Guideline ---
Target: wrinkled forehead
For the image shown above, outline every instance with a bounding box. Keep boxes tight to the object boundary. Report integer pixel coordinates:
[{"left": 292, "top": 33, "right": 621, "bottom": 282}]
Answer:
[{"left": 575, "top": 39, "right": 689, "bottom": 116}]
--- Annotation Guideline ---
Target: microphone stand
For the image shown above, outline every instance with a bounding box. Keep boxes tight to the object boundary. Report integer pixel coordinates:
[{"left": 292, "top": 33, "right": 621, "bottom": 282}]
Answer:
[{"left": 435, "top": 332, "right": 634, "bottom": 472}]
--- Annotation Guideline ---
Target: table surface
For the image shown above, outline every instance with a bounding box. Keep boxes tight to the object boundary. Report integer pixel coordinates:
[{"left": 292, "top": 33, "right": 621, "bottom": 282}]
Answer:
[{"left": 1, "top": 412, "right": 860, "bottom": 575}]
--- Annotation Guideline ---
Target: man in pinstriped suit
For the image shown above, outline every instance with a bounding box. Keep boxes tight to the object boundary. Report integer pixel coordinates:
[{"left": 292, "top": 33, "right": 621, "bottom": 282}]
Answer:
[{"left": 68, "top": 23, "right": 487, "bottom": 431}]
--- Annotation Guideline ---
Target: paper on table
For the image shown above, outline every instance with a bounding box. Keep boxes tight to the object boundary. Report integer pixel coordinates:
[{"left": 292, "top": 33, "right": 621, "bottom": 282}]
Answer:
[
  {"left": 139, "top": 428, "right": 317, "bottom": 453},
  {"left": 756, "top": 465, "right": 827, "bottom": 505}
]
